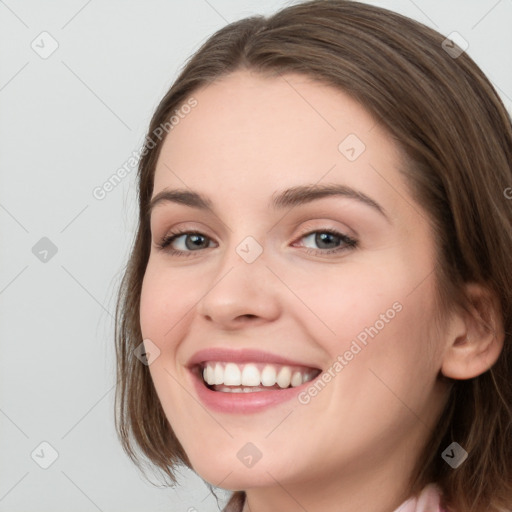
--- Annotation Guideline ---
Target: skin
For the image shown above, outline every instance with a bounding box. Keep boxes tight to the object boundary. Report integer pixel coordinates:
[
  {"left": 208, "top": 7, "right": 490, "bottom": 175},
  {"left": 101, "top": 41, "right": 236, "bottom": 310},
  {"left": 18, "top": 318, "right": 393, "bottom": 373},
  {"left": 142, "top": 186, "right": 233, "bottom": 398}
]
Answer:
[{"left": 139, "top": 70, "right": 503, "bottom": 512}]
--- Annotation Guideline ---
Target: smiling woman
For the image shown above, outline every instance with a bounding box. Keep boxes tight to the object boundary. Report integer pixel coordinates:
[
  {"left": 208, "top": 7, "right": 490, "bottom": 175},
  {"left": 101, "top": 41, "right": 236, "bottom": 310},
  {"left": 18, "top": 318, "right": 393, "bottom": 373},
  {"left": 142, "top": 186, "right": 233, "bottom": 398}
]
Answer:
[{"left": 114, "top": 1, "right": 512, "bottom": 512}]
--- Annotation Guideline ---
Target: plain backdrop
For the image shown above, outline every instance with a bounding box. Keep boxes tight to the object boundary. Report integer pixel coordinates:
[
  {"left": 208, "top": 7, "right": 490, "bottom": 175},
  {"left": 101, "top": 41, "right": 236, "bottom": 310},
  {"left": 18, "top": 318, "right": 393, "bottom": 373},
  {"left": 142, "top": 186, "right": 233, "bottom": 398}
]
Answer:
[{"left": 0, "top": 0, "right": 511, "bottom": 511}]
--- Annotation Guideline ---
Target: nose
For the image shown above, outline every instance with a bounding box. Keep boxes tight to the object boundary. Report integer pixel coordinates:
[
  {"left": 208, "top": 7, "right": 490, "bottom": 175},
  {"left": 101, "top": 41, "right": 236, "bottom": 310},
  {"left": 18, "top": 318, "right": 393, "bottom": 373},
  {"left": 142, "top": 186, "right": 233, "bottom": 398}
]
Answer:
[{"left": 196, "top": 245, "right": 281, "bottom": 330}]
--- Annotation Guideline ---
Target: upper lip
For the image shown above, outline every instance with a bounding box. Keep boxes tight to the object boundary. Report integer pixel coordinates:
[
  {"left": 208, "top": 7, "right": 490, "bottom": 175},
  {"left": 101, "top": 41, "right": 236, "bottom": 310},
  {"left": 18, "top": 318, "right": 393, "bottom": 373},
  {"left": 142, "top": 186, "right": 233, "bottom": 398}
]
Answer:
[{"left": 186, "top": 348, "right": 321, "bottom": 370}]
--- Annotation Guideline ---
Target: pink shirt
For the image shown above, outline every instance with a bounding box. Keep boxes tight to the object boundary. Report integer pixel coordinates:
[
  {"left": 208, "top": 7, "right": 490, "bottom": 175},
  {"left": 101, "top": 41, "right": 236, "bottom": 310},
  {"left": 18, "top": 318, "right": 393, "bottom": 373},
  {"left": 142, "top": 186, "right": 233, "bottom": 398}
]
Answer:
[{"left": 223, "top": 483, "right": 447, "bottom": 512}]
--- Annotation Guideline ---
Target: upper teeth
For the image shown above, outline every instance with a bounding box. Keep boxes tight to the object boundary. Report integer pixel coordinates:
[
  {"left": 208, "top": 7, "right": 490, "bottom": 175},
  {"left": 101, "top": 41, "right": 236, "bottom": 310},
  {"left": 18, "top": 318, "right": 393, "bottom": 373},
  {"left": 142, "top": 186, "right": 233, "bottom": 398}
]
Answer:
[{"left": 201, "top": 362, "right": 319, "bottom": 388}]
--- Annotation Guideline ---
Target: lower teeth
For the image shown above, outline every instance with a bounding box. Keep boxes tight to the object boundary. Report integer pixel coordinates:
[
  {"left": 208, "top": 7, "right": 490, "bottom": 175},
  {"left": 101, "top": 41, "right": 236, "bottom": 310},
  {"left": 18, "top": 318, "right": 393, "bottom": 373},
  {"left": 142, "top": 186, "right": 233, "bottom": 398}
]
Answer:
[{"left": 211, "top": 384, "right": 284, "bottom": 393}]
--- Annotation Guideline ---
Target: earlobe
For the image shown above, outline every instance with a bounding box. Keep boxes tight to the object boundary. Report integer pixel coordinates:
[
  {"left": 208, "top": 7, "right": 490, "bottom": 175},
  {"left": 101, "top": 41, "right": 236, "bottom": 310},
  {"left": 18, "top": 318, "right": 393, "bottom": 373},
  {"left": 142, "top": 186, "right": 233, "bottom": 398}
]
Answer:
[{"left": 441, "top": 283, "right": 505, "bottom": 380}]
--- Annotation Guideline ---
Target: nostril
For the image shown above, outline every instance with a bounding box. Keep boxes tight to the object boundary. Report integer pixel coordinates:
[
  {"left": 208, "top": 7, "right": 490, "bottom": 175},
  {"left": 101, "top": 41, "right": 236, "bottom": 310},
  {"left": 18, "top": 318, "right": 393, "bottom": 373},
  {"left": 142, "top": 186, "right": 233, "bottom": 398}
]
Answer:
[{"left": 236, "top": 314, "right": 257, "bottom": 322}]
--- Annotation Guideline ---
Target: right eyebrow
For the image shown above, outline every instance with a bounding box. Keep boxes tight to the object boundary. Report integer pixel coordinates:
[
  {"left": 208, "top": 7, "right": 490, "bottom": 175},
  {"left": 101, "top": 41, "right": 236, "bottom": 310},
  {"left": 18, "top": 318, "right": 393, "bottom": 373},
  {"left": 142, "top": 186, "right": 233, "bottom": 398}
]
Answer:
[{"left": 148, "top": 189, "right": 212, "bottom": 218}]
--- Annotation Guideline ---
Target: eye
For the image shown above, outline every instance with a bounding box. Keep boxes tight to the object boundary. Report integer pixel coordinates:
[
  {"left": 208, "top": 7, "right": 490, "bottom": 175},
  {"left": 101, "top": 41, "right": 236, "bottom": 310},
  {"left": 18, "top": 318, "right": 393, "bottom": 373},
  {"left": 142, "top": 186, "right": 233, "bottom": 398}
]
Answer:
[
  {"left": 156, "top": 227, "right": 357, "bottom": 257},
  {"left": 156, "top": 229, "right": 215, "bottom": 256},
  {"left": 294, "top": 228, "right": 357, "bottom": 255}
]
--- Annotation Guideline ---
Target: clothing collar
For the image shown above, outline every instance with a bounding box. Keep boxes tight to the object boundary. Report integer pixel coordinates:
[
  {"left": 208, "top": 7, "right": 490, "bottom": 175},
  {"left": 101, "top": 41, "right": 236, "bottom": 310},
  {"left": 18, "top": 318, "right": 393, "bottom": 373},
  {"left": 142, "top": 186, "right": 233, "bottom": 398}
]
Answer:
[{"left": 223, "top": 483, "right": 446, "bottom": 512}]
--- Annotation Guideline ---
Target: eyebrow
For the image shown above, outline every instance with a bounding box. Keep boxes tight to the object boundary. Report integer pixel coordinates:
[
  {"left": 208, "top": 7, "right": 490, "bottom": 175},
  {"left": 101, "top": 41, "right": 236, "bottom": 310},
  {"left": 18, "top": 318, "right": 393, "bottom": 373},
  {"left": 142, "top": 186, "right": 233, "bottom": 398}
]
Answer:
[{"left": 148, "top": 183, "right": 389, "bottom": 221}]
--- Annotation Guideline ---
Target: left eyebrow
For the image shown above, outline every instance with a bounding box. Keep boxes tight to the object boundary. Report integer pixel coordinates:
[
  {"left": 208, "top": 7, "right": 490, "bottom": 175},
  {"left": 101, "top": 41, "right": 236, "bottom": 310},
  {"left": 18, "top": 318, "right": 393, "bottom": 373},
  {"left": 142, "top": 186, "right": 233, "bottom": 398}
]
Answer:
[
  {"left": 148, "top": 183, "right": 390, "bottom": 222},
  {"left": 270, "top": 183, "right": 389, "bottom": 221}
]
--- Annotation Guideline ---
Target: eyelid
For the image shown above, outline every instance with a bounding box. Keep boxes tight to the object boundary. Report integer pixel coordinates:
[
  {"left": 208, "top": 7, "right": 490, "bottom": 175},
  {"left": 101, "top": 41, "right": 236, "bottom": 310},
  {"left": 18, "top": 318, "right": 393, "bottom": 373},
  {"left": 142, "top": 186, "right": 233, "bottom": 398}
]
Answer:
[
  {"left": 153, "top": 221, "right": 216, "bottom": 241},
  {"left": 293, "top": 218, "right": 358, "bottom": 240},
  {"left": 154, "top": 219, "right": 352, "bottom": 244}
]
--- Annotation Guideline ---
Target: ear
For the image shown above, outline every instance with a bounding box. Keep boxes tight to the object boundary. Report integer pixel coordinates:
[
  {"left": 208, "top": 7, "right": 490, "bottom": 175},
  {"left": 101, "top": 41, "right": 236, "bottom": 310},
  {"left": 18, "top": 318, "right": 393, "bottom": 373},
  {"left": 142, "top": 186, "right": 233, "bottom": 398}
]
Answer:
[{"left": 441, "top": 282, "right": 505, "bottom": 380}]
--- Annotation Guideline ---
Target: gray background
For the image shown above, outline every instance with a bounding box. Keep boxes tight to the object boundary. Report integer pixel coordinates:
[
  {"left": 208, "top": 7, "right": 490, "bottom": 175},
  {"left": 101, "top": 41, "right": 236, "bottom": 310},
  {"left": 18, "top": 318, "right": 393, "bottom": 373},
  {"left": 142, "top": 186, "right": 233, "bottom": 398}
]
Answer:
[{"left": 0, "top": 0, "right": 510, "bottom": 511}]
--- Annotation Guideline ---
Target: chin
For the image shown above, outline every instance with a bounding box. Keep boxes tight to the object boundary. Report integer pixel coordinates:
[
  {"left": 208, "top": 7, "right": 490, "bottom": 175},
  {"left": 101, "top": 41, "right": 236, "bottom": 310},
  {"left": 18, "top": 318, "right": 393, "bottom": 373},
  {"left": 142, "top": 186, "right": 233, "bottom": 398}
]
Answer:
[{"left": 191, "top": 455, "right": 294, "bottom": 491}]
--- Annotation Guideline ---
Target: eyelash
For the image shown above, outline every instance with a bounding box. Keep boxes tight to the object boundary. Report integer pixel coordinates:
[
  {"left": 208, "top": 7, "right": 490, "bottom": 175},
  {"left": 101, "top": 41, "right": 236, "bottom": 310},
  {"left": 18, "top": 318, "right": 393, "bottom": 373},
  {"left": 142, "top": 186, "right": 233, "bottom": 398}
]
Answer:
[{"left": 156, "top": 227, "right": 358, "bottom": 257}]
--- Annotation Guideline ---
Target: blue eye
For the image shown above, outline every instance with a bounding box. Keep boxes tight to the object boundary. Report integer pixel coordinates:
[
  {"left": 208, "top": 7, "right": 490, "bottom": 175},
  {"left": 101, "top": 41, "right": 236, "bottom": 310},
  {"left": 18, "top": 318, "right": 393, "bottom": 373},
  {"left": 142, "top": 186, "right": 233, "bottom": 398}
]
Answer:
[
  {"left": 157, "top": 230, "right": 214, "bottom": 256},
  {"left": 156, "top": 228, "right": 357, "bottom": 257},
  {"left": 298, "top": 229, "right": 357, "bottom": 255}
]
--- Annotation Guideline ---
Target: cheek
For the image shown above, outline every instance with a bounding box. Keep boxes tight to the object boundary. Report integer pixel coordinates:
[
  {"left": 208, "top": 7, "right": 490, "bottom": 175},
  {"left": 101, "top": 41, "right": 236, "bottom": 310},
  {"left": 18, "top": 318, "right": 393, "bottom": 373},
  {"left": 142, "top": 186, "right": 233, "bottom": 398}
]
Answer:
[
  {"left": 293, "top": 255, "right": 438, "bottom": 378},
  {"left": 310, "top": 266, "right": 438, "bottom": 412},
  {"left": 291, "top": 268, "right": 439, "bottom": 462},
  {"left": 290, "top": 262, "right": 406, "bottom": 340},
  {"left": 139, "top": 274, "right": 163, "bottom": 341},
  {"left": 139, "top": 263, "right": 191, "bottom": 341}
]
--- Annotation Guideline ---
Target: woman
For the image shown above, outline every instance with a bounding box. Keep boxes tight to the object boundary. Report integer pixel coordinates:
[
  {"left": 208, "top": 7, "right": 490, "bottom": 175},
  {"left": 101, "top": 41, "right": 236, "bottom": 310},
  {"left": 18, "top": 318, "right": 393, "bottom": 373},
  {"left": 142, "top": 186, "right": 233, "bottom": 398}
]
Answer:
[{"left": 114, "top": 1, "right": 512, "bottom": 511}]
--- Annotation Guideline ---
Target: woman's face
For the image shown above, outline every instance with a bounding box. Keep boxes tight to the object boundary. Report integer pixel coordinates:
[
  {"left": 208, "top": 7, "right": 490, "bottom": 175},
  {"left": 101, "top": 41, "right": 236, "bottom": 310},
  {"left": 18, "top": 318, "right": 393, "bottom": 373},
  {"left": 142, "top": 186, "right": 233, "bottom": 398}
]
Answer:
[{"left": 140, "top": 70, "right": 451, "bottom": 494}]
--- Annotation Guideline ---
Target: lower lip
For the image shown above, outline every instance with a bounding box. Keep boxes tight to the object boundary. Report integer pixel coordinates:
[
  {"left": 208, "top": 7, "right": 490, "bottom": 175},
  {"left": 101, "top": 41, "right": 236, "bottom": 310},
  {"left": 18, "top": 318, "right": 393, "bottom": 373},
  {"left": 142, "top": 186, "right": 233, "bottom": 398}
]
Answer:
[{"left": 189, "top": 368, "right": 320, "bottom": 414}]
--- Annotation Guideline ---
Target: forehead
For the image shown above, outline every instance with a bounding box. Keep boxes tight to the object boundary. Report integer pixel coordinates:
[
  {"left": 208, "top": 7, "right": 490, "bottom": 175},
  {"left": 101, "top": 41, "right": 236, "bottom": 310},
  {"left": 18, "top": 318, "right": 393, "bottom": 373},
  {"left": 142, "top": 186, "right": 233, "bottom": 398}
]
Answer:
[{"left": 152, "top": 70, "right": 403, "bottom": 211}]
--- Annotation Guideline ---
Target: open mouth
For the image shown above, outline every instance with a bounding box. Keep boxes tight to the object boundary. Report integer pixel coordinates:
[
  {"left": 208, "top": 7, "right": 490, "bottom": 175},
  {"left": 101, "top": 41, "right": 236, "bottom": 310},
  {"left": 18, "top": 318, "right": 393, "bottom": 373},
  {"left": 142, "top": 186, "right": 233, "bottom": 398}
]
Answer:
[{"left": 195, "top": 361, "right": 322, "bottom": 393}]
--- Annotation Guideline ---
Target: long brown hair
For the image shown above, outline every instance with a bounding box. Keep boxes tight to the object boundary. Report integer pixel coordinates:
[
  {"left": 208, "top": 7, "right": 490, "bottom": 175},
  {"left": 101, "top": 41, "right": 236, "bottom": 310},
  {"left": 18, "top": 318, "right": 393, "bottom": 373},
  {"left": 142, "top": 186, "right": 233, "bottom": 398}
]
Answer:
[{"left": 114, "top": 1, "right": 512, "bottom": 510}]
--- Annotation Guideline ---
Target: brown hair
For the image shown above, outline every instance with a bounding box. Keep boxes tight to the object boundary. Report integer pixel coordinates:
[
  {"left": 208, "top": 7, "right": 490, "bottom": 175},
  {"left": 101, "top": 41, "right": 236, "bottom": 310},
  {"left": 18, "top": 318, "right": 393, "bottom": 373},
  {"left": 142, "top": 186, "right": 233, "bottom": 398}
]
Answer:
[{"left": 114, "top": 1, "right": 512, "bottom": 510}]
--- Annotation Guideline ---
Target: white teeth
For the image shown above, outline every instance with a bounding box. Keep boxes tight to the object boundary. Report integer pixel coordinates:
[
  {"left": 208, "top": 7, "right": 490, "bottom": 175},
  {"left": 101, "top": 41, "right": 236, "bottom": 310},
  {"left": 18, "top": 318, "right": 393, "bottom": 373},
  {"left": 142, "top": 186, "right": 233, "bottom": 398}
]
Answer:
[
  {"left": 214, "top": 362, "right": 224, "bottom": 385},
  {"left": 206, "top": 365, "right": 214, "bottom": 384},
  {"left": 200, "top": 361, "right": 319, "bottom": 390},
  {"left": 261, "top": 365, "right": 277, "bottom": 386},
  {"left": 291, "top": 371, "right": 303, "bottom": 387},
  {"left": 223, "top": 363, "right": 241, "bottom": 386},
  {"left": 276, "top": 366, "right": 292, "bottom": 388},
  {"left": 215, "top": 385, "right": 267, "bottom": 393},
  {"left": 241, "top": 364, "right": 261, "bottom": 386}
]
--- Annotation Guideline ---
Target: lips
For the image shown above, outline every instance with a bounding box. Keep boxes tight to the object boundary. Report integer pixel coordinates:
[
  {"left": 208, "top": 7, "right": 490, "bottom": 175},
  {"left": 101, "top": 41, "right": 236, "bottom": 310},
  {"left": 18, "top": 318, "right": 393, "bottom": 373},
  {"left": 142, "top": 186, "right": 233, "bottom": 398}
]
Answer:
[
  {"left": 185, "top": 348, "right": 323, "bottom": 412},
  {"left": 188, "top": 364, "right": 323, "bottom": 414}
]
